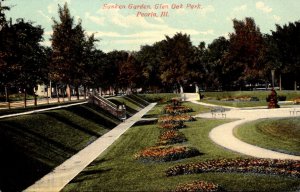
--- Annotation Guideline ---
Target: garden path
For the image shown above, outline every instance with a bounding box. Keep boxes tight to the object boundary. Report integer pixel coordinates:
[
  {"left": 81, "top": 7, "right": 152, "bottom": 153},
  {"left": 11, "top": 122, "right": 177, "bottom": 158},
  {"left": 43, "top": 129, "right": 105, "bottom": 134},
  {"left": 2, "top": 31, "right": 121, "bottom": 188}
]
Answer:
[
  {"left": 24, "top": 103, "right": 157, "bottom": 192},
  {"left": 192, "top": 100, "right": 300, "bottom": 160}
]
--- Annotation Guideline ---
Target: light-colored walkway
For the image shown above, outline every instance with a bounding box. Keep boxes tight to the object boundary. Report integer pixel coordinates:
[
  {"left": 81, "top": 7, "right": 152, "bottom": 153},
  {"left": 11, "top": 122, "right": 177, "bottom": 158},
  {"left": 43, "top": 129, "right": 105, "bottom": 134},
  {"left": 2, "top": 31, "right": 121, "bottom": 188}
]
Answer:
[
  {"left": 0, "top": 101, "right": 88, "bottom": 119},
  {"left": 192, "top": 100, "right": 300, "bottom": 160},
  {"left": 25, "top": 103, "right": 157, "bottom": 192}
]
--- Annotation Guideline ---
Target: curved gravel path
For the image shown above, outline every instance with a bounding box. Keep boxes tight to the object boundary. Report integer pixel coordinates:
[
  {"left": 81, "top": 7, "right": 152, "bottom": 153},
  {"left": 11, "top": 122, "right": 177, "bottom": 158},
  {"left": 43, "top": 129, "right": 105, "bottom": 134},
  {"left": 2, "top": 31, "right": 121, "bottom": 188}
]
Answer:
[{"left": 192, "top": 101, "right": 300, "bottom": 160}]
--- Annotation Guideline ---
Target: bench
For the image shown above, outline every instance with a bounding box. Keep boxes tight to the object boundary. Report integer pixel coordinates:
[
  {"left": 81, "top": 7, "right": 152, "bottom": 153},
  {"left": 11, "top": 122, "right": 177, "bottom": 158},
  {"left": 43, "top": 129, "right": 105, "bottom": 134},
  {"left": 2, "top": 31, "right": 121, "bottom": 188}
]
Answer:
[
  {"left": 211, "top": 107, "right": 226, "bottom": 118},
  {"left": 289, "top": 108, "right": 300, "bottom": 116}
]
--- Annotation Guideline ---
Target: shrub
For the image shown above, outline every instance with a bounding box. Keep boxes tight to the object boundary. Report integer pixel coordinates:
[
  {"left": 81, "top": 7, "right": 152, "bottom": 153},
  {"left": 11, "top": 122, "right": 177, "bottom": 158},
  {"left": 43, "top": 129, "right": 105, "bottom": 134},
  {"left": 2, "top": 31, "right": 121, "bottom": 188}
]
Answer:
[
  {"left": 158, "top": 130, "right": 187, "bottom": 145},
  {"left": 172, "top": 180, "right": 224, "bottom": 192},
  {"left": 159, "top": 114, "right": 195, "bottom": 123},
  {"left": 159, "top": 121, "right": 186, "bottom": 130},
  {"left": 164, "top": 105, "right": 193, "bottom": 114},
  {"left": 134, "top": 145, "right": 200, "bottom": 162},
  {"left": 277, "top": 95, "right": 286, "bottom": 101},
  {"left": 166, "top": 158, "right": 300, "bottom": 178}
]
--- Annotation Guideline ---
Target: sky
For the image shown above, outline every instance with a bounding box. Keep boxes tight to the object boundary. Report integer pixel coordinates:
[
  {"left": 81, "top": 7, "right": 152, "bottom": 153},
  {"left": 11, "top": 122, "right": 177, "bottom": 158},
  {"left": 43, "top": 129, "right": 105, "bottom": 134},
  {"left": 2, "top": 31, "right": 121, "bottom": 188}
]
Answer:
[{"left": 2, "top": 0, "right": 300, "bottom": 52}]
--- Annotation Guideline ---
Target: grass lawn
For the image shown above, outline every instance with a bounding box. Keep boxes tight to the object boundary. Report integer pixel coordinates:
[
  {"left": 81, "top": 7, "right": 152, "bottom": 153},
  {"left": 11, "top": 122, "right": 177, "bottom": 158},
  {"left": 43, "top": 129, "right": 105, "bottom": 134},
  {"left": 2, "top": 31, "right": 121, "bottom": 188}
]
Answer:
[
  {"left": 234, "top": 117, "right": 300, "bottom": 156},
  {"left": 63, "top": 103, "right": 300, "bottom": 192},
  {"left": 0, "top": 103, "right": 121, "bottom": 192},
  {"left": 200, "top": 90, "right": 300, "bottom": 108},
  {"left": 202, "top": 99, "right": 268, "bottom": 108}
]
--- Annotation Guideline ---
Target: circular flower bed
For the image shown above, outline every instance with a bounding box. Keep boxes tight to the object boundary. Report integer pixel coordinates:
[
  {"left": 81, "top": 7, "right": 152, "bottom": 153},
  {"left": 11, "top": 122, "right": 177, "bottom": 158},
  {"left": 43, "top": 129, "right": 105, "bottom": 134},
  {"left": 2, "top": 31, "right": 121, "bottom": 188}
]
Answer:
[
  {"left": 159, "top": 114, "right": 195, "bottom": 123},
  {"left": 158, "top": 130, "right": 187, "bottom": 145},
  {"left": 172, "top": 180, "right": 223, "bottom": 192},
  {"left": 164, "top": 105, "right": 193, "bottom": 114},
  {"left": 166, "top": 158, "right": 300, "bottom": 178},
  {"left": 134, "top": 145, "right": 200, "bottom": 162},
  {"left": 159, "top": 121, "right": 186, "bottom": 130}
]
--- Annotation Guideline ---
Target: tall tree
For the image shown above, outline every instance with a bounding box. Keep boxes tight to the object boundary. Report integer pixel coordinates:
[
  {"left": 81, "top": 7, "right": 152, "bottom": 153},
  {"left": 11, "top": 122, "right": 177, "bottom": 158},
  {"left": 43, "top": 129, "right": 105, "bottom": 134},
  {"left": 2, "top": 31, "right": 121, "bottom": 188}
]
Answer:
[
  {"left": 50, "top": 3, "right": 85, "bottom": 100},
  {"left": 159, "top": 32, "right": 194, "bottom": 92},
  {"left": 206, "top": 37, "right": 230, "bottom": 90},
  {"left": 224, "top": 17, "right": 264, "bottom": 89},
  {"left": 271, "top": 21, "right": 300, "bottom": 90},
  {"left": 136, "top": 43, "right": 163, "bottom": 92}
]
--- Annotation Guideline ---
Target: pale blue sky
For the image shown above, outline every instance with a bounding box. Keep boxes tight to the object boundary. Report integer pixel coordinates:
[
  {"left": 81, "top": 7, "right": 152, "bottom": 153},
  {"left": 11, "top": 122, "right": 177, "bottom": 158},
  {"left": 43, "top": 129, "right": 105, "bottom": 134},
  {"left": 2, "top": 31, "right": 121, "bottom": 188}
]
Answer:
[{"left": 3, "top": 0, "right": 300, "bottom": 52}]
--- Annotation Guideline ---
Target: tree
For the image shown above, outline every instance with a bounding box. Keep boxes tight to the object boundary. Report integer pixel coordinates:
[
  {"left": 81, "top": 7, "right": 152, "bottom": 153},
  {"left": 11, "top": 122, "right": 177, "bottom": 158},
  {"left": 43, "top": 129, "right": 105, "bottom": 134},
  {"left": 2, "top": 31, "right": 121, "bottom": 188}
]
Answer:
[
  {"left": 136, "top": 43, "right": 163, "bottom": 92},
  {"left": 205, "top": 37, "right": 230, "bottom": 90},
  {"left": 224, "top": 17, "right": 265, "bottom": 89},
  {"left": 51, "top": 3, "right": 86, "bottom": 100},
  {"left": 159, "top": 32, "right": 194, "bottom": 92},
  {"left": 271, "top": 21, "right": 300, "bottom": 90}
]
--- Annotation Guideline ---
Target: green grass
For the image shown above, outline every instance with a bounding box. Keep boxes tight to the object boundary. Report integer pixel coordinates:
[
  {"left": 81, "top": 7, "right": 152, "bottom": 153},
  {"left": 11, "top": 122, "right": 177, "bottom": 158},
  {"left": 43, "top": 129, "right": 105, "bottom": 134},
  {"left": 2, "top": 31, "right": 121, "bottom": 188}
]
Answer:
[
  {"left": 202, "top": 99, "right": 268, "bottom": 108},
  {"left": 0, "top": 103, "right": 121, "bottom": 192},
  {"left": 142, "top": 101, "right": 211, "bottom": 118},
  {"left": 234, "top": 118, "right": 300, "bottom": 156},
  {"left": 201, "top": 90, "right": 300, "bottom": 101},
  {"left": 200, "top": 90, "right": 300, "bottom": 108},
  {"left": 108, "top": 96, "right": 142, "bottom": 116},
  {"left": 139, "top": 93, "right": 180, "bottom": 103},
  {"left": 63, "top": 104, "right": 300, "bottom": 192}
]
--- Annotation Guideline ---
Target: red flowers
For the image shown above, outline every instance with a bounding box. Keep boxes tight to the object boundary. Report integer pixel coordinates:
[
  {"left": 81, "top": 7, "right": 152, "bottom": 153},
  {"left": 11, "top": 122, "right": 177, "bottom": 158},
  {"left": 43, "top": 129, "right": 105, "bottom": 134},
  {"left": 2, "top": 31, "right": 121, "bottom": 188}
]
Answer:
[
  {"left": 134, "top": 102, "right": 200, "bottom": 162},
  {"left": 134, "top": 145, "right": 200, "bottom": 162},
  {"left": 158, "top": 114, "right": 195, "bottom": 123},
  {"left": 164, "top": 105, "right": 193, "bottom": 114},
  {"left": 173, "top": 180, "right": 223, "bottom": 192},
  {"left": 166, "top": 158, "right": 300, "bottom": 178},
  {"left": 159, "top": 121, "right": 186, "bottom": 130},
  {"left": 158, "top": 130, "right": 187, "bottom": 145}
]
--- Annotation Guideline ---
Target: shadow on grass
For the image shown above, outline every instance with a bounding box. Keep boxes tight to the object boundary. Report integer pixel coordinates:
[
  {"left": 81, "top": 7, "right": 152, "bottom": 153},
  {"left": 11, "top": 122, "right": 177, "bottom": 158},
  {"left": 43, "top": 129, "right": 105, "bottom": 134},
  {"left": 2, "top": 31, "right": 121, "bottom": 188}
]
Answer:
[
  {"left": 45, "top": 111, "right": 102, "bottom": 137},
  {"left": 109, "top": 99, "right": 138, "bottom": 116},
  {"left": 64, "top": 104, "right": 120, "bottom": 128},
  {"left": 123, "top": 96, "right": 145, "bottom": 108},
  {"left": 0, "top": 130, "right": 53, "bottom": 192},
  {"left": 70, "top": 168, "right": 113, "bottom": 184}
]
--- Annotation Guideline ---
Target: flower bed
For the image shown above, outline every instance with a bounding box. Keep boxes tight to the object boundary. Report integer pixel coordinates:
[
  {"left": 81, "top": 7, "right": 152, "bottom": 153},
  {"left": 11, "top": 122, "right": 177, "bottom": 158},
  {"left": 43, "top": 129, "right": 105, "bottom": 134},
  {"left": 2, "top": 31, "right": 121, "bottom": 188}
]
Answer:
[
  {"left": 172, "top": 180, "right": 223, "bottom": 192},
  {"left": 159, "top": 114, "right": 195, "bottom": 123},
  {"left": 293, "top": 97, "right": 300, "bottom": 104},
  {"left": 164, "top": 105, "right": 193, "bottom": 114},
  {"left": 158, "top": 130, "right": 187, "bottom": 145},
  {"left": 134, "top": 145, "right": 200, "bottom": 162},
  {"left": 166, "top": 158, "right": 300, "bottom": 178},
  {"left": 220, "top": 95, "right": 259, "bottom": 102},
  {"left": 159, "top": 121, "right": 186, "bottom": 130}
]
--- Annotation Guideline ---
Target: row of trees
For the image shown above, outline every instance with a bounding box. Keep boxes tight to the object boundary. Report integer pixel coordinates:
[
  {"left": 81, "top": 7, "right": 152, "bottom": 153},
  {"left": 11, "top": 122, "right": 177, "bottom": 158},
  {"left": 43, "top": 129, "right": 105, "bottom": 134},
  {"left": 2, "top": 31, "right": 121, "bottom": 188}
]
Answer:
[{"left": 1, "top": 1, "right": 299, "bottom": 103}]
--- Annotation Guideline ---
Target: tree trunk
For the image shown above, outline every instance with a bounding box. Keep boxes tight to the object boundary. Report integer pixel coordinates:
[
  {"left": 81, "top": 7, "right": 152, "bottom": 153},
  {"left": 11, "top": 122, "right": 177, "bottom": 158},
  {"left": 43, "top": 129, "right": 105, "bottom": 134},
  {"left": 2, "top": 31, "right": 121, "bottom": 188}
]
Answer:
[
  {"left": 5, "top": 86, "right": 10, "bottom": 109},
  {"left": 34, "top": 94, "right": 37, "bottom": 106},
  {"left": 279, "top": 74, "right": 282, "bottom": 91},
  {"left": 46, "top": 85, "right": 49, "bottom": 104},
  {"left": 294, "top": 80, "right": 297, "bottom": 91},
  {"left": 75, "top": 85, "right": 79, "bottom": 100},
  {"left": 24, "top": 89, "right": 27, "bottom": 108},
  {"left": 62, "top": 88, "right": 65, "bottom": 102},
  {"left": 83, "top": 85, "right": 87, "bottom": 100},
  {"left": 66, "top": 84, "right": 71, "bottom": 101},
  {"left": 56, "top": 84, "right": 60, "bottom": 103}
]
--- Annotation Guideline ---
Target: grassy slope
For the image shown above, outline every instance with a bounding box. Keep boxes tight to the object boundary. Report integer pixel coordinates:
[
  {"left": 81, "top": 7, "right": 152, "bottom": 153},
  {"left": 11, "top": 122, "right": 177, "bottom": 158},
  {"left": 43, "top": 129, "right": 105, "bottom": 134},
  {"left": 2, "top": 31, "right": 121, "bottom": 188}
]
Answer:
[
  {"left": 0, "top": 103, "right": 120, "bottom": 192},
  {"left": 63, "top": 103, "right": 300, "bottom": 192},
  {"left": 234, "top": 118, "right": 300, "bottom": 156}
]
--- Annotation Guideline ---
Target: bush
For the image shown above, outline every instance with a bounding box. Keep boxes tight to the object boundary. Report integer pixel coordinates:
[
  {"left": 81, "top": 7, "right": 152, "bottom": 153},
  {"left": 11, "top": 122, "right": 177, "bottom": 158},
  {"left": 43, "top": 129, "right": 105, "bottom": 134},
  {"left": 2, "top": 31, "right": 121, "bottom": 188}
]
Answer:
[
  {"left": 134, "top": 145, "right": 200, "bottom": 162},
  {"left": 172, "top": 180, "right": 224, "bottom": 192},
  {"left": 158, "top": 130, "right": 187, "bottom": 145},
  {"left": 166, "top": 158, "right": 300, "bottom": 177},
  {"left": 277, "top": 95, "right": 286, "bottom": 101}
]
